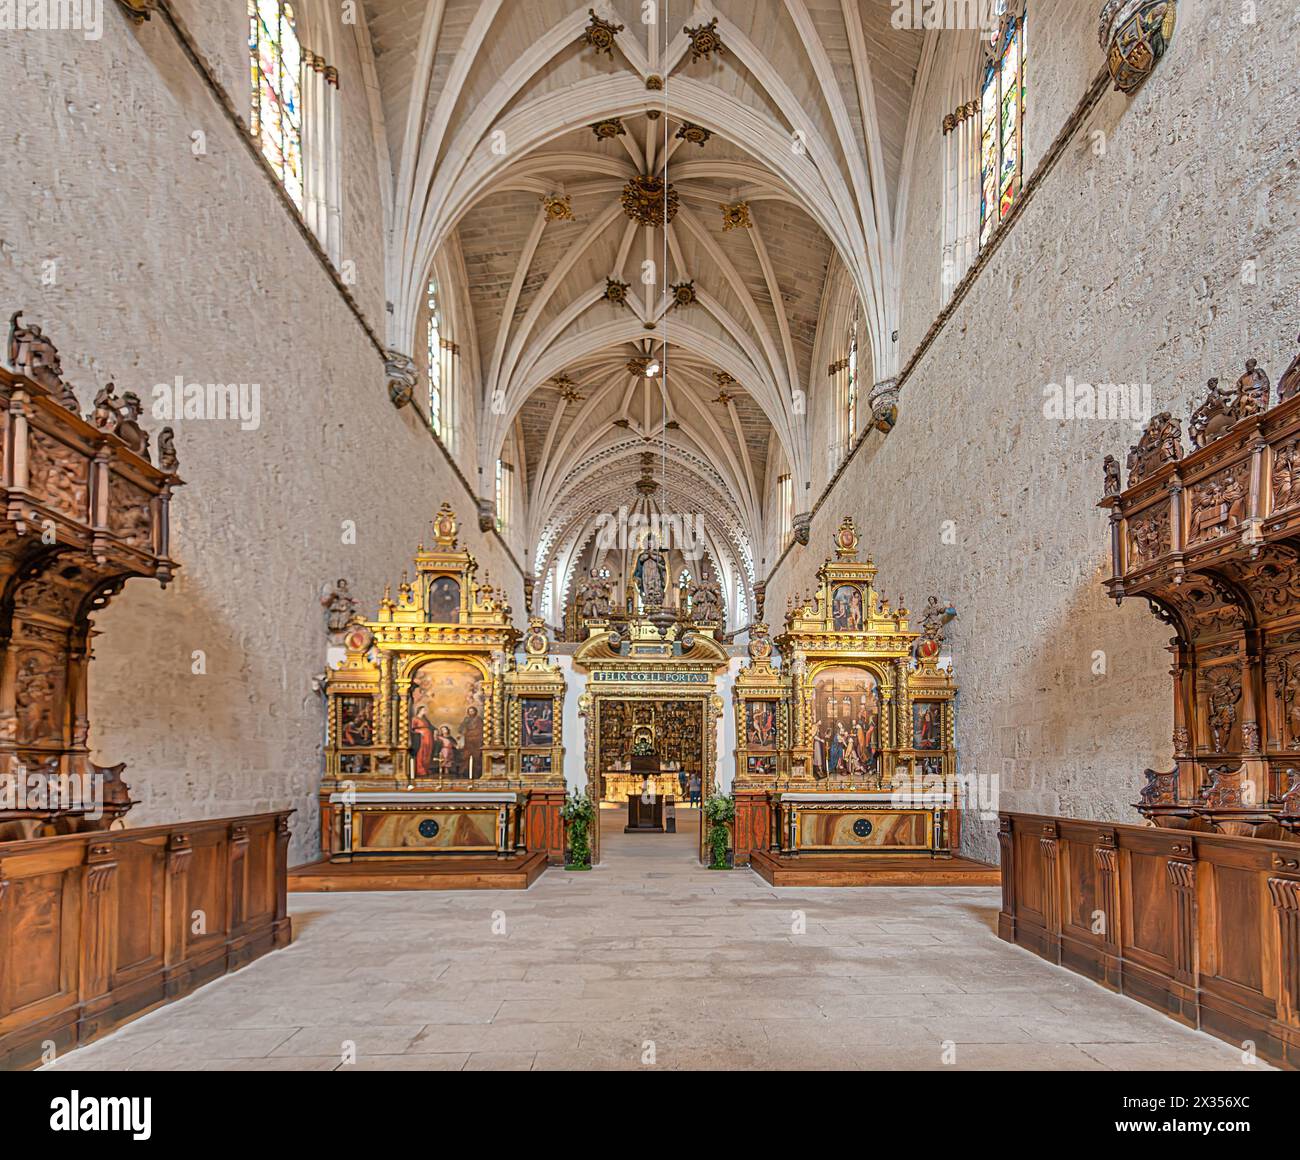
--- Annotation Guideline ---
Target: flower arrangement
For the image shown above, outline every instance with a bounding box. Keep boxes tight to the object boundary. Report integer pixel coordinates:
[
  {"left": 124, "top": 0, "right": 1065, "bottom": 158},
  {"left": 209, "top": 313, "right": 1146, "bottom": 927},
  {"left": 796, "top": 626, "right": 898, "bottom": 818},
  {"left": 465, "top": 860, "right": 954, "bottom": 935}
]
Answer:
[
  {"left": 702, "top": 792, "right": 735, "bottom": 869},
  {"left": 560, "top": 788, "right": 595, "bottom": 869}
]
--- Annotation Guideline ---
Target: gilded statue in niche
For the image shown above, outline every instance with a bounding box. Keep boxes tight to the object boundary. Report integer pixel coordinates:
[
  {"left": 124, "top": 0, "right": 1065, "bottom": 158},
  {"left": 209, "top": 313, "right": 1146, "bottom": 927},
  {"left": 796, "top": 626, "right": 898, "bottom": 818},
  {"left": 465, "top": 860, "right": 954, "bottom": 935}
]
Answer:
[{"left": 633, "top": 536, "right": 667, "bottom": 606}]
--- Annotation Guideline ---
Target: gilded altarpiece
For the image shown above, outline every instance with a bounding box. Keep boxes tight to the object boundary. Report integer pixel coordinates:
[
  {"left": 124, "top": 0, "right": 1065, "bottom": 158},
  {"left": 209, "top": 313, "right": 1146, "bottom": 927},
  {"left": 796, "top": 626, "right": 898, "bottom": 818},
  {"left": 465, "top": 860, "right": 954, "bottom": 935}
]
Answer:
[
  {"left": 320, "top": 505, "right": 566, "bottom": 863},
  {"left": 732, "top": 518, "right": 958, "bottom": 863},
  {"left": 574, "top": 619, "right": 728, "bottom": 862},
  {"left": 1100, "top": 344, "right": 1300, "bottom": 841}
]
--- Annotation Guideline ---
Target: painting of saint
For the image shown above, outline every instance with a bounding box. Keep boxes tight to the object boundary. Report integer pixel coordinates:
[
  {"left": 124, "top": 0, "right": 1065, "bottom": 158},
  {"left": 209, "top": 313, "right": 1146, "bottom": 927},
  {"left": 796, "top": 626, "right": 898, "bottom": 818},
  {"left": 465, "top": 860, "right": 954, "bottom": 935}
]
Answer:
[
  {"left": 811, "top": 666, "right": 879, "bottom": 778},
  {"left": 339, "top": 696, "right": 373, "bottom": 747},
  {"left": 913, "top": 703, "right": 942, "bottom": 750},
  {"left": 521, "top": 698, "right": 554, "bottom": 747},
  {"left": 746, "top": 700, "right": 777, "bottom": 749},
  {"left": 408, "top": 659, "right": 484, "bottom": 777},
  {"left": 747, "top": 755, "right": 775, "bottom": 778},
  {"left": 521, "top": 753, "right": 551, "bottom": 774},
  {"left": 427, "top": 576, "right": 461, "bottom": 623},
  {"left": 831, "top": 584, "right": 864, "bottom": 631}
]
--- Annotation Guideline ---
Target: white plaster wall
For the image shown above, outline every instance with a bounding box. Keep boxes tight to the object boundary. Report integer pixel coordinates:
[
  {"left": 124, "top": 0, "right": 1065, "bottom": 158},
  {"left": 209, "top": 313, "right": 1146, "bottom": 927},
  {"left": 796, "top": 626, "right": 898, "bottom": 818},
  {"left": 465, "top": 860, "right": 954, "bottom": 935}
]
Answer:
[
  {"left": 0, "top": 7, "right": 519, "bottom": 864},
  {"left": 771, "top": 6, "right": 1300, "bottom": 862}
]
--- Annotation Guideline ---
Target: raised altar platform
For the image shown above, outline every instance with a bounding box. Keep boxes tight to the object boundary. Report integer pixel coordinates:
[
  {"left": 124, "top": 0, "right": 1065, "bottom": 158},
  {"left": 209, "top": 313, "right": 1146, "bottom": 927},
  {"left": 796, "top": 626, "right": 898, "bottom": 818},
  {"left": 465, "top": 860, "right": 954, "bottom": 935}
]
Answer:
[
  {"left": 289, "top": 850, "right": 547, "bottom": 892},
  {"left": 750, "top": 849, "right": 998, "bottom": 887}
]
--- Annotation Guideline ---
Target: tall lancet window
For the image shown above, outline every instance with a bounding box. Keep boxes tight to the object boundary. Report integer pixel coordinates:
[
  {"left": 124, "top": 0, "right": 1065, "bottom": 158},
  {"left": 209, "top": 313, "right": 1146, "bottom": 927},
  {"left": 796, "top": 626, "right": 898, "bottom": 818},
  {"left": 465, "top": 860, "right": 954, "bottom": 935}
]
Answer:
[
  {"left": 426, "top": 279, "right": 444, "bottom": 438},
  {"left": 980, "top": 3, "right": 1026, "bottom": 247},
  {"left": 249, "top": 1, "right": 303, "bottom": 210}
]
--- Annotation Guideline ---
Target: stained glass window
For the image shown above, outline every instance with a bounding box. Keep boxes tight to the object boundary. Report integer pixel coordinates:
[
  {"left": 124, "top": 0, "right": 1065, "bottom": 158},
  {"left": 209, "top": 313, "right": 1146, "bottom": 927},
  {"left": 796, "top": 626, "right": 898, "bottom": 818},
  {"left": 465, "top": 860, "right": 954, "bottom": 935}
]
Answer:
[
  {"left": 979, "top": 3, "right": 1025, "bottom": 247},
  {"left": 249, "top": 1, "right": 303, "bottom": 210},
  {"left": 426, "top": 279, "right": 443, "bottom": 437},
  {"left": 846, "top": 305, "right": 859, "bottom": 441}
]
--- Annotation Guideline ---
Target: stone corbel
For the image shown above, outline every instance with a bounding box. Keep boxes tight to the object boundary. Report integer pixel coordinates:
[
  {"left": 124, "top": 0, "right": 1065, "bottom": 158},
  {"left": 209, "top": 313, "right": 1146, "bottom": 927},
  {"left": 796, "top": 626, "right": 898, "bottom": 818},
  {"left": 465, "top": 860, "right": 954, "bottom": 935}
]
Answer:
[
  {"left": 792, "top": 512, "right": 811, "bottom": 546},
  {"left": 477, "top": 498, "right": 496, "bottom": 533},
  {"left": 868, "top": 377, "right": 899, "bottom": 434},
  {"left": 384, "top": 350, "right": 418, "bottom": 409}
]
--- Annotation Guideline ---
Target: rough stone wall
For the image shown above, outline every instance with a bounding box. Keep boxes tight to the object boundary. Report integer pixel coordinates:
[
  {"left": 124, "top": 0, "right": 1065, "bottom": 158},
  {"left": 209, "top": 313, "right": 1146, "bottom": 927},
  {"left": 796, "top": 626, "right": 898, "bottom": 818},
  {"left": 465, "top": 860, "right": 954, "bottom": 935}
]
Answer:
[
  {"left": 769, "top": 7, "right": 1300, "bottom": 862},
  {"left": 0, "top": 8, "right": 517, "bottom": 864}
]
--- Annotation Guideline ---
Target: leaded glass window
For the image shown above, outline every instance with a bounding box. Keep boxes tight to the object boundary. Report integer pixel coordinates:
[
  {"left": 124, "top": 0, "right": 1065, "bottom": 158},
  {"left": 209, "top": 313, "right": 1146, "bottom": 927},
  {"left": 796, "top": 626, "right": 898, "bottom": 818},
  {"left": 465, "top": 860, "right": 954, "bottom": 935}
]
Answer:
[
  {"left": 980, "top": 4, "right": 1025, "bottom": 246},
  {"left": 249, "top": 1, "right": 303, "bottom": 210}
]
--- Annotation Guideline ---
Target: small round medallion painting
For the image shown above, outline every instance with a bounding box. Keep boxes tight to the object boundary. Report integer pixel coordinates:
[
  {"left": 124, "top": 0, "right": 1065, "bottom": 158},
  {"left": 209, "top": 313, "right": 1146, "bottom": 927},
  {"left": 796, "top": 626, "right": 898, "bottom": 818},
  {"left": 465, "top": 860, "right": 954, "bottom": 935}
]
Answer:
[
  {"left": 852, "top": 817, "right": 873, "bottom": 838},
  {"left": 418, "top": 818, "right": 440, "bottom": 839}
]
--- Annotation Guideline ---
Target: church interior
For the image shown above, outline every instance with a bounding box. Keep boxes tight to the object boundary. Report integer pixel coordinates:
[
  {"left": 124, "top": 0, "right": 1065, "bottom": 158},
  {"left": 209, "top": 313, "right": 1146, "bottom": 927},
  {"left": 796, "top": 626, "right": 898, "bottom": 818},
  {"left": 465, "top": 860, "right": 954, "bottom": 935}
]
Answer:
[{"left": 1, "top": 0, "right": 1298, "bottom": 1086}]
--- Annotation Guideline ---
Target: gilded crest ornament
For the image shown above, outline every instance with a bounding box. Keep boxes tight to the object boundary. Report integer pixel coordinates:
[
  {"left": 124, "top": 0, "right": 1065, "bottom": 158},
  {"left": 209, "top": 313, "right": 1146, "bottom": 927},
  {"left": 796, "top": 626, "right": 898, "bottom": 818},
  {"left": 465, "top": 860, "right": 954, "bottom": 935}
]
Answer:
[
  {"left": 582, "top": 8, "right": 623, "bottom": 55},
  {"left": 869, "top": 378, "right": 899, "bottom": 434},
  {"left": 621, "top": 175, "right": 678, "bottom": 227},
  {"left": 833, "top": 516, "right": 860, "bottom": 560},
  {"left": 1099, "top": 0, "right": 1177, "bottom": 94},
  {"left": 675, "top": 122, "right": 712, "bottom": 147},
  {"left": 683, "top": 17, "right": 725, "bottom": 62},
  {"left": 432, "top": 502, "right": 458, "bottom": 547},
  {"left": 541, "top": 193, "right": 574, "bottom": 222},
  {"left": 645, "top": 75, "right": 664, "bottom": 91},
  {"left": 719, "top": 201, "right": 752, "bottom": 231},
  {"left": 590, "top": 118, "right": 626, "bottom": 140}
]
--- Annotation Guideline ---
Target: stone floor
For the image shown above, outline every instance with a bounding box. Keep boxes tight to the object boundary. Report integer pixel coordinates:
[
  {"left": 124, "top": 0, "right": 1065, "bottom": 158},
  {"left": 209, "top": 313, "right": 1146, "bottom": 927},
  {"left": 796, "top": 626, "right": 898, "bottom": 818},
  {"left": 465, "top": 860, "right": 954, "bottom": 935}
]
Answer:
[{"left": 44, "top": 808, "right": 1268, "bottom": 1071}]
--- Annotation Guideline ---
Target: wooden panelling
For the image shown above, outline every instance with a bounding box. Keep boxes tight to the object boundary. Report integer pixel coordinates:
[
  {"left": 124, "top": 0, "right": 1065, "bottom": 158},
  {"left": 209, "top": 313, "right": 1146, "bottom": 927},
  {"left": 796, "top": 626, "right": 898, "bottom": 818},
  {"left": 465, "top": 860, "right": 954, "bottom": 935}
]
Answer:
[
  {"left": 0, "top": 811, "right": 291, "bottom": 1070},
  {"left": 999, "top": 811, "right": 1299, "bottom": 1069}
]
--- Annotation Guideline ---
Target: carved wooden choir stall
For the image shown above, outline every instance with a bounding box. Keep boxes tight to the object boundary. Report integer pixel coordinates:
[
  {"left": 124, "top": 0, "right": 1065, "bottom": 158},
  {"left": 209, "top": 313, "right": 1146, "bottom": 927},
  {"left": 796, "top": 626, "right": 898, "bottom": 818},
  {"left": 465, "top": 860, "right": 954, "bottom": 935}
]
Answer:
[
  {"left": 0, "top": 313, "right": 290, "bottom": 1071},
  {"left": 1099, "top": 336, "right": 1300, "bottom": 840},
  {"left": 995, "top": 333, "right": 1300, "bottom": 1070},
  {"left": 311, "top": 504, "right": 565, "bottom": 887},
  {"left": 732, "top": 519, "right": 988, "bottom": 885}
]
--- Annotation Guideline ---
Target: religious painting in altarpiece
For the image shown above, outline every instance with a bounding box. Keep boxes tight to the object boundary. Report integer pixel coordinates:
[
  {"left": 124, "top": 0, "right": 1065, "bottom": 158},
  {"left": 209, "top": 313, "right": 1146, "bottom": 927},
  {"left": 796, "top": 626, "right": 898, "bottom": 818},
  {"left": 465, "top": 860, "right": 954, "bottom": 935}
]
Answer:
[
  {"left": 730, "top": 517, "right": 958, "bottom": 863},
  {"left": 319, "top": 504, "right": 566, "bottom": 863}
]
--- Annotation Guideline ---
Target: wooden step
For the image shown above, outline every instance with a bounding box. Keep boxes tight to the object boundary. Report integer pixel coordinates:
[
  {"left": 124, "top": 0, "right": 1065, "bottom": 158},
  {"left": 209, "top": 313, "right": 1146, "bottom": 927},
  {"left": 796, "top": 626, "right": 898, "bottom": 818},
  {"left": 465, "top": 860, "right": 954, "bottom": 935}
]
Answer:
[
  {"left": 749, "top": 849, "right": 1000, "bottom": 887},
  {"left": 288, "top": 851, "right": 549, "bottom": 892}
]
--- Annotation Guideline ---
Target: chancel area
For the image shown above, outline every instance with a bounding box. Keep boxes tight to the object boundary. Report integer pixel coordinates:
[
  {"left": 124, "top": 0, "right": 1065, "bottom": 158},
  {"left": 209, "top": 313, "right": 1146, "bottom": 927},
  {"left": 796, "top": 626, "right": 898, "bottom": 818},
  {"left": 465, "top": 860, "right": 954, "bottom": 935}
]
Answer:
[{"left": 0, "top": 0, "right": 1297, "bottom": 1081}]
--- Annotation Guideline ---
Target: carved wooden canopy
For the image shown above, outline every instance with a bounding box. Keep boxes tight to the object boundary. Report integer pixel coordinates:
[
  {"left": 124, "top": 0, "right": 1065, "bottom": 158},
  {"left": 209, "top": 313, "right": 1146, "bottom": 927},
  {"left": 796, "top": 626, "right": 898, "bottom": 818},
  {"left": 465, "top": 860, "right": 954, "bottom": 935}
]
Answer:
[{"left": 1, "top": 315, "right": 183, "bottom": 838}]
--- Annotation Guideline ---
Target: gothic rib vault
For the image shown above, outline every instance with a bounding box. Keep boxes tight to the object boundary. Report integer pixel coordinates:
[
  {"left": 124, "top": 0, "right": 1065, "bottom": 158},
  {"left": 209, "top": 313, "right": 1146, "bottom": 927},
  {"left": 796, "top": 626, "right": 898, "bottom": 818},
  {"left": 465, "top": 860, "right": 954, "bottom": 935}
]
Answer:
[{"left": 361, "top": 1, "right": 924, "bottom": 621}]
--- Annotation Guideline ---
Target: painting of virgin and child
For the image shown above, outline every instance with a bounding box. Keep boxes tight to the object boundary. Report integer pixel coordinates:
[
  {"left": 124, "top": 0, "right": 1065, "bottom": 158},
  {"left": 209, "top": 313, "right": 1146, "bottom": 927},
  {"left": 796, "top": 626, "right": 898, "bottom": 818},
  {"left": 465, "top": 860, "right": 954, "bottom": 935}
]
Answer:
[
  {"left": 408, "top": 659, "right": 484, "bottom": 778},
  {"left": 811, "top": 666, "right": 880, "bottom": 779}
]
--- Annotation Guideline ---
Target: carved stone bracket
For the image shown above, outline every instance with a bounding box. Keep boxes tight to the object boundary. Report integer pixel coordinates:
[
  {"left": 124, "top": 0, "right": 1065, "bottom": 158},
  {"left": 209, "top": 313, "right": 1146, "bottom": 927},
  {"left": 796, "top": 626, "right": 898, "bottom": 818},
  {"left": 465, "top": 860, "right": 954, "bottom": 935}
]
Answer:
[
  {"left": 384, "top": 349, "right": 418, "bottom": 409},
  {"left": 1099, "top": 0, "right": 1178, "bottom": 94},
  {"left": 868, "top": 377, "right": 900, "bottom": 434}
]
